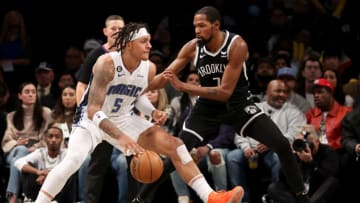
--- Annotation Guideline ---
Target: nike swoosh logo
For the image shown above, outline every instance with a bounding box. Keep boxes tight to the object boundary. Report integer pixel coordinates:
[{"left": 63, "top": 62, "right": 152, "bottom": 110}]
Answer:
[
  {"left": 199, "top": 54, "right": 206, "bottom": 59},
  {"left": 118, "top": 74, "right": 126, "bottom": 77}
]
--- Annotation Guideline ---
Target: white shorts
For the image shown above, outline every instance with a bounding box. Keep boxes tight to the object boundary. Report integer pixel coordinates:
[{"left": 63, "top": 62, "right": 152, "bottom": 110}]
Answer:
[{"left": 72, "top": 113, "right": 153, "bottom": 154}]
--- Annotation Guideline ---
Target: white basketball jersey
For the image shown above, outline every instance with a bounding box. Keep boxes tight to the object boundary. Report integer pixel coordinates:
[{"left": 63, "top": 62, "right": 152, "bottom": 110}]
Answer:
[
  {"left": 73, "top": 51, "right": 150, "bottom": 126},
  {"left": 102, "top": 51, "right": 150, "bottom": 117}
]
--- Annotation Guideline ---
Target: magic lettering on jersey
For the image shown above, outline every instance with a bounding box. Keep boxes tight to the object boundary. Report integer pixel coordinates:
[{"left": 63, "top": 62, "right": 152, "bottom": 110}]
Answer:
[
  {"left": 197, "top": 63, "right": 225, "bottom": 77},
  {"left": 107, "top": 84, "right": 142, "bottom": 97}
]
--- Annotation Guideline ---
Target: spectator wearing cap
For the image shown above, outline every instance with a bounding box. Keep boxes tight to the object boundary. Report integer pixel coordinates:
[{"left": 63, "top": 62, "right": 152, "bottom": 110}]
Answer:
[
  {"left": 305, "top": 78, "right": 353, "bottom": 201},
  {"left": 34, "top": 61, "right": 57, "bottom": 109},
  {"left": 306, "top": 78, "right": 352, "bottom": 151},
  {"left": 277, "top": 67, "right": 311, "bottom": 113},
  {"left": 83, "top": 38, "right": 102, "bottom": 57}
]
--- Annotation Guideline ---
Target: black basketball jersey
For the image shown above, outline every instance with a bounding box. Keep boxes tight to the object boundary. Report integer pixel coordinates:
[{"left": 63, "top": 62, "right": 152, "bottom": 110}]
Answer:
[{"left": 194, "top": 30, "right": 250, "bottom": 109}]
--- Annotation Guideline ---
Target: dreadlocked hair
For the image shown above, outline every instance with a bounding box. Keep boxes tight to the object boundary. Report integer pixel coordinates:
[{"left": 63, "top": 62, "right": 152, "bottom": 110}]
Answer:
[{"left": 112, "top": 22, "right": 149, "bottom": 52}]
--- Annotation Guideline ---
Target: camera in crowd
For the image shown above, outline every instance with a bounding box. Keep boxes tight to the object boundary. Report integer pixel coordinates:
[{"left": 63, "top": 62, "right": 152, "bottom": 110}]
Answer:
[{"left": 292, "top": 130, "right": 314, "bottom": 152}]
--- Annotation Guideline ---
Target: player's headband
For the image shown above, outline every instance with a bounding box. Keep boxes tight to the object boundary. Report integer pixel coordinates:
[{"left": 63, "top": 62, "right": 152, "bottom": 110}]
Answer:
[{"left": 130, "top": 27, "right": 150, "bottom": 41}]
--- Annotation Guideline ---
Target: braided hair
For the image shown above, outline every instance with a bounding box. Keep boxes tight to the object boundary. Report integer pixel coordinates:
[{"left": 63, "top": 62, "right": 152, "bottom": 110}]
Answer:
[{"left": 112, "top": 22, "right": 149, "bottom": 52}]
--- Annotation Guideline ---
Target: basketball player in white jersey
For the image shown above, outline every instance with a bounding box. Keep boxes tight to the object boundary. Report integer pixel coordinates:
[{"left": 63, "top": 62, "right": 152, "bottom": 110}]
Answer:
[{"left": 35, "top": 22, "right": 243, "bottom": 203}]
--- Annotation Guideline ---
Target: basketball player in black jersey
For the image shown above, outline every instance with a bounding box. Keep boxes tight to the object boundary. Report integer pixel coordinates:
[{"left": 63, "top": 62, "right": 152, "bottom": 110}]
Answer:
[{"left": 132, "top": 6, "right": 310, "bottom": 203}]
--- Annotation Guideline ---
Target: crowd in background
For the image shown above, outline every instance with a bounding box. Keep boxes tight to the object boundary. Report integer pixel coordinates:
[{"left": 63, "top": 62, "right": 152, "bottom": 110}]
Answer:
[{"left": 1, "top": 0, "right": 360, "bottom": 203}]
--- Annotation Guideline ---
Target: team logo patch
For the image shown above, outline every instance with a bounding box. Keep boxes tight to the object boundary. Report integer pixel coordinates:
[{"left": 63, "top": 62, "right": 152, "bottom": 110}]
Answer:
[
  {"left": 244, "top": 105, "right": 259, "bottom": 115},
  {"left": 116, "top": 66, "right": 123, "bottom": 72}
]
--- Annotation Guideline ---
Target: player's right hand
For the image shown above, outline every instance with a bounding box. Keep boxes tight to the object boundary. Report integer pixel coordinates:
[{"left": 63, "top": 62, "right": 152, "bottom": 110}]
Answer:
[{"left": 121, "top": 136, "right": 145, "bottom": 156}]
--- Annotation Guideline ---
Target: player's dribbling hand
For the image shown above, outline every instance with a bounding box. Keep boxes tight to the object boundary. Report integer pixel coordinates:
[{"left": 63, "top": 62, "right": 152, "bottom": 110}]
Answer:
[
  {"left": 152, "top": 109, "right": 168, "bottom": 125},
  {"left": 120, "top": 136, "right": 145, "bottom": 156}
]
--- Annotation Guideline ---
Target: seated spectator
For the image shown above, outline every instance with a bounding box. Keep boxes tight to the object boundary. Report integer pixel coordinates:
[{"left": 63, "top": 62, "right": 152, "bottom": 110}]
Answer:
[
  {"left": 50, "top": 85, "right": 77, "bottom": 146},
  {"left": 1, "top": 81, "right": 51, "bottom": 203},
  {"left": 306, "top": 78, "right": 352, "bottom": 152},
  {"left": 14, "top": 122, "right": 76, "bottom": 202},
  {"left": 144, "top": 88, "right": 175, "bottom": 134},
  {"left": 267, "top": 124, "right": 339, "bottom": 203},
  {"left": 306, "top": 78, "right": 352, "bottom": 202},
  {"left": 277, "top": 67, "right": 311, "bottom": 113}
]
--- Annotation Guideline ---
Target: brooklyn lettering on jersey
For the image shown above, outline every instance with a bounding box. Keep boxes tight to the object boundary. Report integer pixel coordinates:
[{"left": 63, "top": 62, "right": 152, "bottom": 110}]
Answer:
[
  {"left": 107, "top": 84, "right": 143, "bottom": 97},
  {"left": 197, "top": 63, "right": 225, "bottom": 77}
]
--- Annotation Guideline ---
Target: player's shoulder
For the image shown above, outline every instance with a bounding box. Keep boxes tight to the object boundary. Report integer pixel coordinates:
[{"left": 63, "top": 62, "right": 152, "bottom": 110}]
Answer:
[
  {"left": 97, "top": 52, "right": 114, "bottom": 64},
  {"left": 93, "top": 52, "right": 116, "bottom": 74},
  {"left": 229, "top": 33, "right": 248, "bottom": 52},
  {"left": 183, "top": 38, "right": 198, "bottom": 50}
]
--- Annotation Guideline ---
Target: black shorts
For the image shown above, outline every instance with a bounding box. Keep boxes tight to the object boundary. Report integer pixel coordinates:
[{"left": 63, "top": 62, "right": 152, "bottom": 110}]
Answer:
[
  {"left": 181, "top": 102, "right": 226, "bottom": 143},
  {"left": 181, "top": 99, "right": 264, "bottom": 141},
  {"left": 223, "top": 99, "right": 264, "bottom": 135}
]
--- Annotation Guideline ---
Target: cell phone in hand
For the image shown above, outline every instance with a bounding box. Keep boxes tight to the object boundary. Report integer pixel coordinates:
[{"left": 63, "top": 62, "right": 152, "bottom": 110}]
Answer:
[{"left": 26, "top": 139, "right": 38, "bottom": 148}]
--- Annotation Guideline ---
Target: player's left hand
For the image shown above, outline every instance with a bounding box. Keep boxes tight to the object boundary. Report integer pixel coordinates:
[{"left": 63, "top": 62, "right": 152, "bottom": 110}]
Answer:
[
  {"left": 163, "top": 70, "right": 185, "bottom": 91},
  {"left": 152, "top": 109, "right": 168, "bottom": 125}
]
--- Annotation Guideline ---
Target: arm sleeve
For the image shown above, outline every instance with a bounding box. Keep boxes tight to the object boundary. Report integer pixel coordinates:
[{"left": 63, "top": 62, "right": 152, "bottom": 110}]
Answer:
[{"left": 135, "top": 95, "right": 156, "bottom": 116}]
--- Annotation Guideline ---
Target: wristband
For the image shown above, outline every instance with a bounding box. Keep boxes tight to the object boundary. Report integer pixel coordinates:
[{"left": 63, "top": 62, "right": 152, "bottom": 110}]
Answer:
[{"left": 92, "top": 111, "right": 108, "bottom": 128}]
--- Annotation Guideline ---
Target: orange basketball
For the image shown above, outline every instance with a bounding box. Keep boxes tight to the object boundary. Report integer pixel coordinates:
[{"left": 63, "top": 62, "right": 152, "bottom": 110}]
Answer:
[{"left": 130, "top": 150, "right": 164, "bottom": 184}]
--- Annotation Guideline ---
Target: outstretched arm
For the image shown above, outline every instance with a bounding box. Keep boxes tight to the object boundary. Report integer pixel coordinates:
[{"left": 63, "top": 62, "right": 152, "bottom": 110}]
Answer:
[
  {"left": 87, "top": 54, "right": 143, "bottom": 154},
  {"left": 164, "top": 37, "right": 248, "bottom": 102},
  {"left": 146, "top": 39, "right": 197, "bottom": 91}
]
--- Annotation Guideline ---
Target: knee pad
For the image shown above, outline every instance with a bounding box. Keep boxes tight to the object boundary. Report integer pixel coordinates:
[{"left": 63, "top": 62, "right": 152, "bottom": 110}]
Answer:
[{"left": 176, "top": 144, "right": 193, "bottom": 165}]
